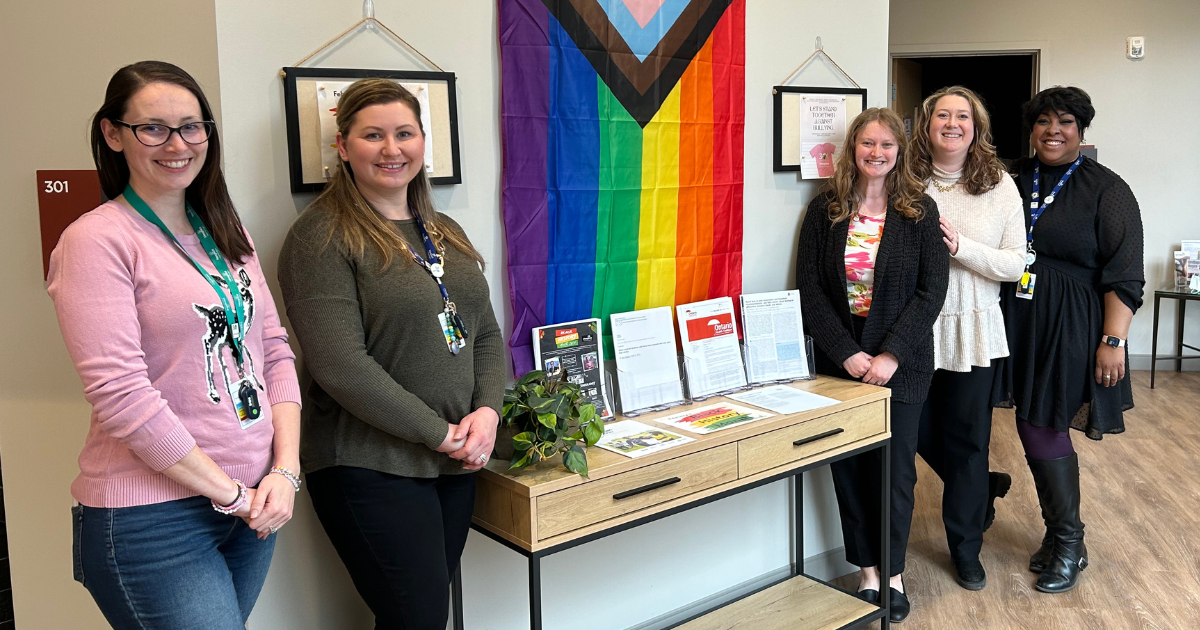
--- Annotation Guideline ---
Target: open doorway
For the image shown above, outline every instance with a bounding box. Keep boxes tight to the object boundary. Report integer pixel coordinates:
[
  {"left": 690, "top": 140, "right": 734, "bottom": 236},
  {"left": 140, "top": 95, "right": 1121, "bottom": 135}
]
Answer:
[{"left": 890, "top": 53, "right": 1038, "bottom": 163}]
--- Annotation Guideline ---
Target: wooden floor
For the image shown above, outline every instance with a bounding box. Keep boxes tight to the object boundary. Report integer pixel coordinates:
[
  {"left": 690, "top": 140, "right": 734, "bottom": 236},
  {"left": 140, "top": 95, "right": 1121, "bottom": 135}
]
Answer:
[{"left": 833, "top": 370, "right": 1200, "bottom": 629}]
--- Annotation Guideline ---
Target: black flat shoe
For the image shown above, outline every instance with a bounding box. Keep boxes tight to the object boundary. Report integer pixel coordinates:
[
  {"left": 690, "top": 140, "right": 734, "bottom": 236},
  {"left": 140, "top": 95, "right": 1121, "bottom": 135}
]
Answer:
[
  {"left": 954, "top": 558, "right": 987, "bottom": 591},
  {"left": 888, "top": 587, "right": 911, "bottom": 623},
  {"left": 856, "top": 588, "right": 880, "bottom": 605},
  {"left": 983, "top": 471, "right": 1011, "bottom": 532}
]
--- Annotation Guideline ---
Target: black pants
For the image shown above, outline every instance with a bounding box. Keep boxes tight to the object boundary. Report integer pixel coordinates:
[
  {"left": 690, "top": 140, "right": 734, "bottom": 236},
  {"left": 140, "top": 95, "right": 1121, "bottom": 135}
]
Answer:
[
  {"left": 917, "top": 363, "right": 997, "bottom": 562},
  {"left": 830, "top": 399, "right": 921, "bottom": 575},
  {"left": 307, "top": 466, "right": 476, "bottom": 630}
]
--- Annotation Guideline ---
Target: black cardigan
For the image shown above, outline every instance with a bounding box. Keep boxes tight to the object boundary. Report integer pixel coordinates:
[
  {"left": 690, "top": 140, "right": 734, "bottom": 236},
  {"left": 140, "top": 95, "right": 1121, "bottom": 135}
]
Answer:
[{"left": 795, "top": 192, "right": 949, "bottom": 404}]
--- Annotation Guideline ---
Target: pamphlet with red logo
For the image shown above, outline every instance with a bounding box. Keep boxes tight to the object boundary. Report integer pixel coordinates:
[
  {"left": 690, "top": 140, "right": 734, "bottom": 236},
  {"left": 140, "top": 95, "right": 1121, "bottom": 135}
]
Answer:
[
  {"left": 677, "top": 297, "right": 748, "bottom": 398},
  {"left": 532, "top": 318, "right": 611, "bottom": 419}
]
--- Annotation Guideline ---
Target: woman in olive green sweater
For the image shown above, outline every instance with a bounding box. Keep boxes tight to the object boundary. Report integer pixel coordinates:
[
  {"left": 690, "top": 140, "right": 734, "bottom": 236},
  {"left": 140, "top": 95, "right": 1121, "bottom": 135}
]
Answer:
[{"left": 278, "top": 78, "right": 504, "bottom": 630}]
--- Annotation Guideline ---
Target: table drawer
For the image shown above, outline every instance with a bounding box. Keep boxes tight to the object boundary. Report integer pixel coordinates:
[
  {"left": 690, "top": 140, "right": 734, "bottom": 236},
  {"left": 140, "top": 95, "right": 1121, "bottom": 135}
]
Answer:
[
  {"left": 536, "top": 443, "right": 738, "bottom": 540},
  {"left": 738, "top": 400, "right": 886, "bottom": 477}
]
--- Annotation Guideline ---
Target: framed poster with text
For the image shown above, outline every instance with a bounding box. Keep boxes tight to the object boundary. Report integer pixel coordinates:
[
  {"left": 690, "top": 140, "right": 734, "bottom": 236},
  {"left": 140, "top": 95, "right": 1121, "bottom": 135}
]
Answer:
[{"left": 772, "top": 86, "right": 867, "bottom": 178}]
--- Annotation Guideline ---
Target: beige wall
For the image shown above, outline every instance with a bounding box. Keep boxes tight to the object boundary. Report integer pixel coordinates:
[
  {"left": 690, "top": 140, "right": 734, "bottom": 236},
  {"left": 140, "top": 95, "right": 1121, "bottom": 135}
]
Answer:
[
  {"left": 891, "top": 0, "right": 1200, "bottom": 364},
  {"left": 0, "top": 1, "right": 224, "bottom": 627}
]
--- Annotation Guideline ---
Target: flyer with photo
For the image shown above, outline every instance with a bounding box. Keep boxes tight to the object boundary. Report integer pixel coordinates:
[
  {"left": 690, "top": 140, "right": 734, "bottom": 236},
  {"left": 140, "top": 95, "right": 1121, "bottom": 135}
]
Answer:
[
  {"left": 532, "top": 318, "right": 611, "bottom": 419},
  {"left": 595, "top": 420, "right": 694, "bottom": 459},
  {"left": 656, "top": 403, "right": 774, "bottom": 435},
  {"left": 799, "top": 95, "right": 847, "bottom": 180},
  {"left": 677, "top": 297, "right": 747, "bottom": 398}
]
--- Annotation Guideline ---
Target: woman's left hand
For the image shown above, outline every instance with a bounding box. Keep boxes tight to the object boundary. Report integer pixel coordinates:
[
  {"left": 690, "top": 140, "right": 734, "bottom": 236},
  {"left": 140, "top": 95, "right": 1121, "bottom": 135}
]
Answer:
[
  {"left": 939, "top": 217, "right": 960, "bottom": 256},
  {"left": 246, "top": 472, "right": 297, "bottom": 539},
  {"left": 449, "top": 407, "right": 500, "bottom": 471},
  {"left": 863, "top": 352, "right": 899, "bottom": 386},
  {"left": 1095, "top": 344, "right": 1126, "bottom": 387}
]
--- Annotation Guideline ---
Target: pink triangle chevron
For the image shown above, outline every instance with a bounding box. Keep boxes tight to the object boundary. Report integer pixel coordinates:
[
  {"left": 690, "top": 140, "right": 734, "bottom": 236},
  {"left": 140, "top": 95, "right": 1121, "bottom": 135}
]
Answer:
[{"left": 622, "top": 0, "right": 668, "bottom": 28}]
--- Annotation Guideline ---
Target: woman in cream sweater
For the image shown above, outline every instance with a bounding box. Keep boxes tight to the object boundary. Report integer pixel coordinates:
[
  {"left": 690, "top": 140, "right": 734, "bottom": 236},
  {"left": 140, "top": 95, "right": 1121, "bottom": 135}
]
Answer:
[{"left": 909, "top": 86, "right": 1025, "bottom": 591}]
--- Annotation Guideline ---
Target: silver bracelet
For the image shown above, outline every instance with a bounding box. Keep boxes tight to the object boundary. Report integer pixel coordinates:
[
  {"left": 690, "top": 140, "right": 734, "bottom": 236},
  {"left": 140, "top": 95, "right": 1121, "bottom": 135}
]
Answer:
[{"left": 269, "top": 466, "right": 301, "bottom": 492}]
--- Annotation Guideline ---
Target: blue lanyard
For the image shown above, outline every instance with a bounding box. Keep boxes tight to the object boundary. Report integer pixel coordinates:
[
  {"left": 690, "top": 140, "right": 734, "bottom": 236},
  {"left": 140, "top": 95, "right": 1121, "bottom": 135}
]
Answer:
[
  {"left": 1028, "top": 154, "right": 1084, "bottom": 243},
  {"left": 123, "top": 185, "right": 246, "bottom": 363},
  {"left": 407, "top": 215, "right": 451, "bottom": 305}
]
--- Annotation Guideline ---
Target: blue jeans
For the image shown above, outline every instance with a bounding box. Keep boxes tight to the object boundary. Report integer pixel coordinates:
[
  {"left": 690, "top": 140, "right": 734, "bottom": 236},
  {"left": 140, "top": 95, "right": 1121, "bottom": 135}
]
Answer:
[{"left": 73, "top": 495, "right": 276, "bottom": 629}]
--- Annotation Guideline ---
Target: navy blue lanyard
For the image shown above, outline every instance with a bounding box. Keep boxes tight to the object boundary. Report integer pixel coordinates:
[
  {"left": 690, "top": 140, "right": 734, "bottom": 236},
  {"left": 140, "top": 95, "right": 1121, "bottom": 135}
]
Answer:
[
  {"left": 1028, "top": 154, "right": 1084, "bottom": 243},
  {"left": 407, "top": 215, "right": 451, "bottom": 304}
]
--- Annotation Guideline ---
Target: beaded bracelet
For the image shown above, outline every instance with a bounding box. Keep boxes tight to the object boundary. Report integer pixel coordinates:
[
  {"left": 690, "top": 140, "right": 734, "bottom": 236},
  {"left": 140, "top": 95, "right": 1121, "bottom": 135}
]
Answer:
[
  {"left": 212, "top": 479, "right": 248, "bottom": 515},
  {"left": 270, "top": 466, "right": 301, "bottom": 492}
]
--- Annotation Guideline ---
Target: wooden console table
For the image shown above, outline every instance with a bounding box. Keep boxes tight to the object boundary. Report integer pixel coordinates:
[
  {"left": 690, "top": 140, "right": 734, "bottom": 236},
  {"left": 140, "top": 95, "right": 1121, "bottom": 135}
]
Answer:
[{"left": 455, "top": 376, "right": 893, "bottom": 630}]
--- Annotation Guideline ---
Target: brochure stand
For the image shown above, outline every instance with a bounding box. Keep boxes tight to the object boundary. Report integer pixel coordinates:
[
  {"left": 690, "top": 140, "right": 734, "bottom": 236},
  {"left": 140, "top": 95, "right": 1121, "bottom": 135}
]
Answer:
[
  {"left": 742, "top": 335, "right": 818, "bottom": 385},
  {"left": 611, "top": 356, "right": 690, "bottom": 417},
  {"left": 684, "top": 353, "right": 751, "bottom": 402}
]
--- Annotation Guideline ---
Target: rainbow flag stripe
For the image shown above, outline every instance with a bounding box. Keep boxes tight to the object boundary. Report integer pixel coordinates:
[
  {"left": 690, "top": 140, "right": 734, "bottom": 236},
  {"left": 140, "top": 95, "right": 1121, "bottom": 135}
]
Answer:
[{"left": 500, "top": 0, "right": 745, "bottom": 373}]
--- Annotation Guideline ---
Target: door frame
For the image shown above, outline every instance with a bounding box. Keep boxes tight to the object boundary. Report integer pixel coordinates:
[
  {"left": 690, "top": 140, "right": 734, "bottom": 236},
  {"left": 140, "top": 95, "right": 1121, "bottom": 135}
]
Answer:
[{"left": 889, "top": 47, "right": 1042, "bottom": 106}]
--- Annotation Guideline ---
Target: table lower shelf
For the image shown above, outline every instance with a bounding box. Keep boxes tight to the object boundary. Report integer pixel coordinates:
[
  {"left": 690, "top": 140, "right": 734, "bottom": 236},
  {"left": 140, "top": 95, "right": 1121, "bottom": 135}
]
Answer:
[{"left": 673, "top": 574, "right": 881, "bottom": 630}]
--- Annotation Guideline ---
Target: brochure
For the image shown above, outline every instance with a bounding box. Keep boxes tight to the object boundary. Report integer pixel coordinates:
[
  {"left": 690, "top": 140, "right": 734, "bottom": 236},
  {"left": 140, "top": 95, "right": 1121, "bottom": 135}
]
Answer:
[
  {"left": 611, "top": 307, "right": 684, "bottom": 412},
  {"left": 677, "top": 297, "right": 747, "bottom": 398},
  {"left": 728, "top": 385, "right": 839, "bottom": 415},
  {"left": 595, "top": 420, "right": 694, "bottom": 459},
  {"left": 656, "top": 403, "right": 774, "bottom": 435},
  {"left": 532, "top": 318, "right": 611, "bottom": 419},
  {"left": 740, "top": 290, "right": 809, "bottom": 382}
]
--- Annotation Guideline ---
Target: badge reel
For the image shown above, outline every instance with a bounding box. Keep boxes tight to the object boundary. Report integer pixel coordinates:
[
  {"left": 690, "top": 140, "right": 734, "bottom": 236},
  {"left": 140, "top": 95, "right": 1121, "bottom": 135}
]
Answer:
[{"left": 234, "top": 379, "right": 263, "bottom": 429}]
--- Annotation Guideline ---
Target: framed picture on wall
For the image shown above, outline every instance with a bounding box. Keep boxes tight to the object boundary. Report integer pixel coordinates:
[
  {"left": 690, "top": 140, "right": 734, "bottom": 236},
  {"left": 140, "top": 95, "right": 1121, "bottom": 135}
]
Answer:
[
  {"left": 772, "top": 86, "right": 867, "bottom": 178},
  {"left": 281, "top": 67, "right": 462, "bottom": 193}
]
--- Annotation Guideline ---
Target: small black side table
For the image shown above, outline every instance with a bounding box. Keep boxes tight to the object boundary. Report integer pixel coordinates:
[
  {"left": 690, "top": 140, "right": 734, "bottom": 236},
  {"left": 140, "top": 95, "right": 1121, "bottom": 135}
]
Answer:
[{"left": 1150, "top": 287, "right": 1200, "bottom": 388}]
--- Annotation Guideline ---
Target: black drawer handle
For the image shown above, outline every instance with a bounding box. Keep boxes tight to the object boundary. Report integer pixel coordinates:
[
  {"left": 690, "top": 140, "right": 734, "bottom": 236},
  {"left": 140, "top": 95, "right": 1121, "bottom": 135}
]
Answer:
[
  {"left": 793, "top": 428, "right": 845, "bottom": 447},
  {"left": 613, "top": 477, "right": 681, "bottom": 500}
]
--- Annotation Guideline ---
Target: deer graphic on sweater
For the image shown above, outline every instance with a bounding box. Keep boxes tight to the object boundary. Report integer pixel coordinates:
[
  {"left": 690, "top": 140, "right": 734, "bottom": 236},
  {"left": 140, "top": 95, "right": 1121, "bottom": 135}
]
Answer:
[{"left": 193, "top": 268, "right": 265, "bottom": 405}]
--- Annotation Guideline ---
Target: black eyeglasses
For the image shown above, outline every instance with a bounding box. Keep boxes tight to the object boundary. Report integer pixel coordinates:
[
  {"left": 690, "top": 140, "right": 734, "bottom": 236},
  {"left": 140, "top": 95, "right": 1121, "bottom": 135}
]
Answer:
[{"left": 114, "top": 120, "right": 216, "bottom": 147}]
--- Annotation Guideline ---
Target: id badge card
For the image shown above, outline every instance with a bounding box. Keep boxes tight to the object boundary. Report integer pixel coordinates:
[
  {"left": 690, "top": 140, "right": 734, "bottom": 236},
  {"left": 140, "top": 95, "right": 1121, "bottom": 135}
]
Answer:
[
  {"left": 438, "top": 312, "right": 465, "bottom": 354},
  {"left": 233, "top": 379, "right": 264, "bottom": 429},
  {"left": 1015, "top": 271, "right": 1037, "bottom": 300}
]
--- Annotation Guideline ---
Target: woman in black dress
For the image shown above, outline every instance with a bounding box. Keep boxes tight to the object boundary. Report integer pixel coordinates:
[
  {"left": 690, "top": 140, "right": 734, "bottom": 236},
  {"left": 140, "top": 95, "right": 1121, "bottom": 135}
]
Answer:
[{"left": 995, "top": 86, "right": 1144, "bottom": 593}]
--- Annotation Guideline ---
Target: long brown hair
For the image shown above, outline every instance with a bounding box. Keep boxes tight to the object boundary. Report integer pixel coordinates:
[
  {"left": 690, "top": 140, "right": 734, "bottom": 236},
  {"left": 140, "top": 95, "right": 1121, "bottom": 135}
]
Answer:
[
  {"left": 90, "top": 61, "right": 252, "bottom": 263},
  {"left": 314, "top": 78, "right": 484, "bottom": 270},
  {"left": 910, "top": 86, "right": 1005, "bottom": 195},
  {"left": 823, "top": 108, "right": 926, "bottom": 223}
]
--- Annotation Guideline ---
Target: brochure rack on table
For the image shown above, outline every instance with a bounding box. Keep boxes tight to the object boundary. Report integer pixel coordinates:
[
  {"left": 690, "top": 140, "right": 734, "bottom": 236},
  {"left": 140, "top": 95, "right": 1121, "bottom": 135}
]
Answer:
[{"left": 454, "top": 376, "right": 895, "bottom": 630}]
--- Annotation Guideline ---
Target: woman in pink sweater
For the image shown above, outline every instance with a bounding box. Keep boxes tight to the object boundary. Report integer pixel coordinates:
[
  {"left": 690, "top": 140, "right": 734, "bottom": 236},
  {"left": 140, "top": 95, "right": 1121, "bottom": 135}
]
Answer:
[{"left": 46, "top": 61, "right": 301, "bottom": 628}]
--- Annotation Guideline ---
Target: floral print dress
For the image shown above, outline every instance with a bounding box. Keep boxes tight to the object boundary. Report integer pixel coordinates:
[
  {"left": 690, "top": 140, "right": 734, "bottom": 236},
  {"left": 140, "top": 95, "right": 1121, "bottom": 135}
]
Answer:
[{"left": 845, "top": 212, "right": 885, "bottom": 315}]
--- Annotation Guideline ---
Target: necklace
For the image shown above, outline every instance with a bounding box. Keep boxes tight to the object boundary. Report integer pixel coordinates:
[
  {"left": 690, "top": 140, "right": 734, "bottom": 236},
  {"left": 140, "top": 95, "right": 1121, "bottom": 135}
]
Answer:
[{"left": 932, "top": 180, "right": 958, "bottom": 192}]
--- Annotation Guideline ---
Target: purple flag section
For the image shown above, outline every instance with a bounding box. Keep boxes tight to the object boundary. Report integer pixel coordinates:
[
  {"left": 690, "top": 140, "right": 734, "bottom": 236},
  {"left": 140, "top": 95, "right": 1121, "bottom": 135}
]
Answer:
[{"left": 500, "top": 0, "right": 551, "bottom": 375}]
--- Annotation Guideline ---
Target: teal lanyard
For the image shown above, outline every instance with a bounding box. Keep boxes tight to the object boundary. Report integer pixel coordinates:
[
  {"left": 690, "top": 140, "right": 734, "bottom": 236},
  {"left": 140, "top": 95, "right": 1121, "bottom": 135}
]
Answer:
[{"left": 123, "top": 185, "right": 246, "bottom": 363}]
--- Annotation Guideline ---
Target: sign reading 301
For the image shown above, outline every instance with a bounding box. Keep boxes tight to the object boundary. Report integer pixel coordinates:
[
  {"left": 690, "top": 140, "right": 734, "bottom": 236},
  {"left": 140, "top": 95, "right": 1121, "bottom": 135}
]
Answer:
[{"left": 36, "top": 170, "right": 104, "bottom": 279}]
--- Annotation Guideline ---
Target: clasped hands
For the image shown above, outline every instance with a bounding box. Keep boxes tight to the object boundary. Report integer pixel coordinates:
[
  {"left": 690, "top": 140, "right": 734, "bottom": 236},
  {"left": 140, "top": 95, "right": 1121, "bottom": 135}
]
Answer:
[
  {"left": 843, "top": 351, "right": 899, "bottom": 386},
  {"left": 437, "top": 407, "right": 500, "bottom": 471}
]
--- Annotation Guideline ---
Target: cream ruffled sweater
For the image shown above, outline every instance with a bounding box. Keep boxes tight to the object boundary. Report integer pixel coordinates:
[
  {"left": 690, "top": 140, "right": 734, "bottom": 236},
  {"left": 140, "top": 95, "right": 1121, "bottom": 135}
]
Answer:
[{"left": 927, "top": 166, "right": 1026, "bottom": 372}]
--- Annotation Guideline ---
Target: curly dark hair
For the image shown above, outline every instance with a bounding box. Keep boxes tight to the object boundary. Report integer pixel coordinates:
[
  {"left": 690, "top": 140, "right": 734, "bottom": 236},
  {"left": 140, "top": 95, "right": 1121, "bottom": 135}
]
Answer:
[{"left": 1022, "top": 86, "right": 1095, "bottom": 139}]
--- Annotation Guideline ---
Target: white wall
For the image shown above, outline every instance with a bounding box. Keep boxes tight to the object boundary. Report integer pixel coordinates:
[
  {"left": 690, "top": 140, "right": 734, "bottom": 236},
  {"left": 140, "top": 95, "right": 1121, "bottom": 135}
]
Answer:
[
  {"left": 211, "top": 1, "right": 891, "bottom": 628},
  {"left": 891, "top": 0, "right": 1200, "bottom": 366}
]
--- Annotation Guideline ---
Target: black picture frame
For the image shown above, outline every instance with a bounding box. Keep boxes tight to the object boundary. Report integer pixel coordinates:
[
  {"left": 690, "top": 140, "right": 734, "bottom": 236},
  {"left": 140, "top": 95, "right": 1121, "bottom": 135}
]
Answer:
[
  {"left": 772, "top": 85, "right": 867, "bottom": 174},
  {"left": 281, "top": 67, "right": 462, "bottom": 193}
]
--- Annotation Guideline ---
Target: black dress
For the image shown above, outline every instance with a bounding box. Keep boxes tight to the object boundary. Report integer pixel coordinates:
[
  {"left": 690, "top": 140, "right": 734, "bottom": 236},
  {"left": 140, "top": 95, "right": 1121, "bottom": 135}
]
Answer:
[{"left": 993, "top": 156, "right": 1144, "bottom": 439}]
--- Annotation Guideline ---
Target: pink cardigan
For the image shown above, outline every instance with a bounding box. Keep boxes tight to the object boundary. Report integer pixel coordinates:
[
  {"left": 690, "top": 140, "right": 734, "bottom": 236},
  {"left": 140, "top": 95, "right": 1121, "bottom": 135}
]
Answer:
[{"left": 47, "top": 201, "right": 301, "bottom": 507}]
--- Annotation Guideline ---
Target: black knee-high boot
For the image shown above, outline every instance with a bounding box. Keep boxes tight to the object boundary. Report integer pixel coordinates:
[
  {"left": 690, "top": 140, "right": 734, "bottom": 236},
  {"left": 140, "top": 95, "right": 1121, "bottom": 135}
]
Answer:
[{"left": 1026, "top": 453, "right": 1088, "bottom": 593}]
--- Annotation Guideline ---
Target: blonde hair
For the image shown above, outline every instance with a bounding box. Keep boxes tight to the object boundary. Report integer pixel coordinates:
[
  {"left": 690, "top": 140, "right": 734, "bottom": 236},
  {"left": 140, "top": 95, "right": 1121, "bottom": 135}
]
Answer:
[
  {"left": 910, "top": 86, "right": 1005, "bottom": 195},
  {"left": 313, "top": 78, "right": 483, "bottom": 270},
  {"left": 823, "top": 107, "right": 927, "bottom": 223}
]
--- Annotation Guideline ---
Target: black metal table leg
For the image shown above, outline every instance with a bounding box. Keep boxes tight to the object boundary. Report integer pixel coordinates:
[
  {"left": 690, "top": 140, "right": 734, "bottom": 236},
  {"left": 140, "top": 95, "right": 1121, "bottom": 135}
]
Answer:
[
  {"left": 794, "top": 472, "right": 805, "bottom": 577},
  {"left": 1177, "top": 299, "right": 1188, "bottom": 373},
  {"left": 880, "top": 441, "right": 891, "bottom": 630},
  {"left": 451, "top": 567, "right": 465, "bottom": 630},
  {"left": 529, "top": 554, "right": 543, "bottom": 630},
  {"left": 1152, "top": 294, "right": 1161, "bottom": 388}
]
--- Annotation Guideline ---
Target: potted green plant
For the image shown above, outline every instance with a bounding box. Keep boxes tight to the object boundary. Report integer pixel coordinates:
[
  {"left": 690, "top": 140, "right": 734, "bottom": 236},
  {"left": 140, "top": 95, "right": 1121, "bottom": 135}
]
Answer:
[{"left": 501, "top": 370, "right": 605, "bottom": 477}]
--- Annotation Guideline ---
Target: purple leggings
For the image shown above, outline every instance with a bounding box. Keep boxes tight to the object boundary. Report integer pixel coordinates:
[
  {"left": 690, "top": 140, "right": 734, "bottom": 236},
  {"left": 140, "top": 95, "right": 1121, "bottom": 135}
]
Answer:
[{"left": 1017, "top": 419, "right": 1075, "bottom": 460}]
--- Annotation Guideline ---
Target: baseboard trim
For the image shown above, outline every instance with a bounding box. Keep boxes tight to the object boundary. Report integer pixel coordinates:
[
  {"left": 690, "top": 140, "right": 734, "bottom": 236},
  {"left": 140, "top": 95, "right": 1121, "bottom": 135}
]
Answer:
[{"left": 623, "top": 548, "right": 854, "bottom": 630}]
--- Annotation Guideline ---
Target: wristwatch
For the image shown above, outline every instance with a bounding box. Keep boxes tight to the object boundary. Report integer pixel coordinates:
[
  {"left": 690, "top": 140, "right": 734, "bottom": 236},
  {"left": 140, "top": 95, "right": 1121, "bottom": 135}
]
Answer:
[{"left": 1101, "top": 335, "right": 1126, "bottom": 348}]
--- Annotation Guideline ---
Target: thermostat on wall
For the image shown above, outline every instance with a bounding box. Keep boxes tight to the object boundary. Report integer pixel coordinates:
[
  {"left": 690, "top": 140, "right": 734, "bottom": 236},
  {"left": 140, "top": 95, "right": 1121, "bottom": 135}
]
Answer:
[{"left": 1127, "top": 36, "right": 1145, "bottom": 60}]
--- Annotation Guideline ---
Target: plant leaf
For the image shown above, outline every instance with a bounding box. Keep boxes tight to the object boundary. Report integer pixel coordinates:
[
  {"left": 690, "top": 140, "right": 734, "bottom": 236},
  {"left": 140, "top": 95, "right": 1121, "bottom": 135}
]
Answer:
[
  {"left": 512, "top": 431, "right": 535, "bottom": 452},
  {"left": 517, "top": 370, "right": 544, "bottom": 386},
  {"left": 536, "top": 412, "right": 557, "bottom": 429},
  {"left": 503, "top": 391, "right": 521, "bottom": 404},
  {"left": 567, "top": 430, "right": 584, "bottom": 441},
  {"left": 502, "top": 402, "right": 515, "bottom": 419},
  {"left": 583, "top": 417, "right": 604, "bottom": 446},
  {"left": 578, "top": 403, "right": 596, "bottom": 424},
  {"left": 549, "top": 393, "right": 571, "bottom": 418},
  {"left": 538, "top": 441, "right": 558, "bottom": 460},
  {"left": 508, "top": 449, "right": 533, "bottom": 470},
  {"left": 563, "top": 446, "right": 589, "bottom": 478},
  {"left": 528, "top": 396, "right": 555, "bottom": 413}
]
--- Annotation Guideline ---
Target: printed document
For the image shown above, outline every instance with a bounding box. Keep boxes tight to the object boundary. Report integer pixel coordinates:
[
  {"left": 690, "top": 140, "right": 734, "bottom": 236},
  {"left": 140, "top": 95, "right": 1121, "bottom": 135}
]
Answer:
[
  {"left": 677, "top": 297, "right": 747, "bottom": 398},
  {"left": 740, "top": 290, "right": 809, "bottom": 382},
  {"left": 595, "top": 421, "right": 694, "bottom": 459},
  {"left": 728, "top": 385, "right": 839, "bottom": 415},
  {"left": 611, "top": 307, "right": 684, "bottom": 412}
]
